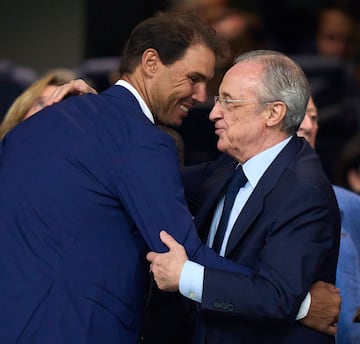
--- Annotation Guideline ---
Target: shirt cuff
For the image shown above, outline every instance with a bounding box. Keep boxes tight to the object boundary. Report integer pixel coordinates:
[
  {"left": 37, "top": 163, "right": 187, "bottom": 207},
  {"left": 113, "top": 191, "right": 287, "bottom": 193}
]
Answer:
[
  {"left": 296, "top": 292, "right": 311, "bottom": 320},
  {"left": 179, "top": 261, "right": 311, "bottom": 319},
  {"left": 179, "top": 260, "right": 204, "bottom": 303}
]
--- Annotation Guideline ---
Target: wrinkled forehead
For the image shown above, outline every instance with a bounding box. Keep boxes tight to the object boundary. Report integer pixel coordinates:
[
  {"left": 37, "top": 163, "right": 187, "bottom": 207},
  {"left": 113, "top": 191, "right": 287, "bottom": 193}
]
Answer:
[{"left": 220, "top": 61, "right": 263, "bottom": 94}]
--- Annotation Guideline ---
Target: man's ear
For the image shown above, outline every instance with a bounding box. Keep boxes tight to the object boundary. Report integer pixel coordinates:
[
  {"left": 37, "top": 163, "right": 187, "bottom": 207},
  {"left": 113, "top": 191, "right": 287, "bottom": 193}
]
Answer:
[
  {"left": 142, "top": 48, "right": 159, "bottom": 76},
  {"left": 265, "top": 102, "right": 286, "bottom": 127}
]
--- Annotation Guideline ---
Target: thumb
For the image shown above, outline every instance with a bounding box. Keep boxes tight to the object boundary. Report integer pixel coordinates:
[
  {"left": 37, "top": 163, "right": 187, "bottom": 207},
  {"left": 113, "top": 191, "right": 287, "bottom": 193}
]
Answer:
[{"left": 160, "top": 230, "right": 180, "bottom": 250}]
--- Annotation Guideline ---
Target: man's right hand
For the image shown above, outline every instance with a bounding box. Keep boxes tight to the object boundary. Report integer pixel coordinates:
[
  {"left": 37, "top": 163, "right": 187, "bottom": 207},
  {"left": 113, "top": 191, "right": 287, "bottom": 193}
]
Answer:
[
  {"left": 44, "top": 79, "right": 97, "bottom": 107},
  {"left": 300, "top": 281, "right": 341, "bottom": 335},
  {"left": 146, "top": 231, "right": 188, "bottom": 292}
]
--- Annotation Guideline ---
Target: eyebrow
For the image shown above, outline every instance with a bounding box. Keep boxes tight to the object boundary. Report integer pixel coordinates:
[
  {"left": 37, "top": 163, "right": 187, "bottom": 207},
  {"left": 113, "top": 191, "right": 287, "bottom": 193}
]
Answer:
[
  {"left": 221, "top": 91, "right": 240, "bottom": 99},
  {"left": 190, "top": 72, "right": 209, "bottom": 82}
]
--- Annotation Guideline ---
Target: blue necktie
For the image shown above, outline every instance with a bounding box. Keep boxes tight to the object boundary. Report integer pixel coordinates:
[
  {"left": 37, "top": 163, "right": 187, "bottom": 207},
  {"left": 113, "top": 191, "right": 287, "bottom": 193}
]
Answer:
[{"left": 212, "top": 165, "right": 247, "bottom": 253}]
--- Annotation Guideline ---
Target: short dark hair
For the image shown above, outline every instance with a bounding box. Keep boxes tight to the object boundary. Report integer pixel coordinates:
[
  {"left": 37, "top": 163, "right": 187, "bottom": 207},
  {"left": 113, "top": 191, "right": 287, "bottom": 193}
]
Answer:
[{"left": 119, "top": 11, "right": 229, "bottom": 75}]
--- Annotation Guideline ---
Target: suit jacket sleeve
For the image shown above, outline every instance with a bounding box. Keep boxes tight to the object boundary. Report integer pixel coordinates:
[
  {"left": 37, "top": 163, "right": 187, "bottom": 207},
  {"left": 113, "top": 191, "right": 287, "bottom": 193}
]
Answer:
[{"left": 115, "top": 130, "right": 251, "bottom": 275}]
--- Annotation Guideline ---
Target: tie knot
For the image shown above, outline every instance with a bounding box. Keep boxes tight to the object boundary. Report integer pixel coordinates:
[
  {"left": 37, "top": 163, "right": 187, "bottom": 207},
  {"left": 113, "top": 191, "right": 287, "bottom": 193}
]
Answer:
[{"left": 227, "top": 165, "right": 247, "bottom": 192}]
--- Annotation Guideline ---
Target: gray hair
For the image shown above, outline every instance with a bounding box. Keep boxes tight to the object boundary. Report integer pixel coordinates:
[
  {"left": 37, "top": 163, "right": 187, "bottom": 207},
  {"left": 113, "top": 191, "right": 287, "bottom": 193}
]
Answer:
[{"left": 234, "top": 50, "right": 310, "bottom": 134}]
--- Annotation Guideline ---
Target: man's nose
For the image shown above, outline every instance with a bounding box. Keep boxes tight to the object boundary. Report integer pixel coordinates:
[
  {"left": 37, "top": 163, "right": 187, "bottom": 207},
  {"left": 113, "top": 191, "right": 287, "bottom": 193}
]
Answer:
[
  {"left": 192, "top": 83, "right": 207, "bottom": 103},
  {"left": 300, "top": 115, "right": 312, "bottom": 131},
  {"left": 209, "top": 102, "right": 222, "bottom": 122}
]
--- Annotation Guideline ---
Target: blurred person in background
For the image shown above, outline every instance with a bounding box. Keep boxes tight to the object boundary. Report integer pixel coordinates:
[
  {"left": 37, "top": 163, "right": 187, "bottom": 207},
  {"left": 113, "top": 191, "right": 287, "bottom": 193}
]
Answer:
[
  {"left": 336, "top": 134, "right": 360, "bottom": 194},
  {"left": 315, "top": 6, "right": 358, "bottom": 62},
  {"left": 0, "top": 69, "right": 96, "bottom": 139},
  {"left": 294, "top": 5, "right": 360, "bottom": 184},
  {"left": 298, "top": 96, "right": 360, "bottom": 344}
]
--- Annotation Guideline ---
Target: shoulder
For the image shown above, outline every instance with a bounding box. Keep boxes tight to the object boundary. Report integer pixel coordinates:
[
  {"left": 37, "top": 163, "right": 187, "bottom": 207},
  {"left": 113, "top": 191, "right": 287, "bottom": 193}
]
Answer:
[
  {"left": 333, "top": 185, "right": 360, "bottom": 206},
  {"left": 333, "top": 185, "right": 360, "bottom": 232}
]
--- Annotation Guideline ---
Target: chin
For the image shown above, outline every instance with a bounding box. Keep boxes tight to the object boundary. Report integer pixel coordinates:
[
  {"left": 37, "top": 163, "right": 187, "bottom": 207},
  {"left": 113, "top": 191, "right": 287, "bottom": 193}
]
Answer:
[
  {"left": 170, "top": 116, "right": 185, "bottom": 127},
  {"left": 216, "top": 141, "right": 225, "bottom": 153},
  {"left": 157, "top": 118, "right": 182, "bottom": 127}
]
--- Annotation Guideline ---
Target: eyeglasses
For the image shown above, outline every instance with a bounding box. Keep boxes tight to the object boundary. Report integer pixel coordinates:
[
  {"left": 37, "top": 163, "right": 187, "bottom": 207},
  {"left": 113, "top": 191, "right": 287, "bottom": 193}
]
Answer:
[{"left": 214, "top": 96, "right": 259, "bottom": 111}]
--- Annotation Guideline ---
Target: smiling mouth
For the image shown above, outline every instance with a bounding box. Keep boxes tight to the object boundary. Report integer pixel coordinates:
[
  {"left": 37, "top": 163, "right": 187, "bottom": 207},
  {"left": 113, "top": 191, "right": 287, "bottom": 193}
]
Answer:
[{"left": 180, "top": 104, "right": 189, "bottom": 113}]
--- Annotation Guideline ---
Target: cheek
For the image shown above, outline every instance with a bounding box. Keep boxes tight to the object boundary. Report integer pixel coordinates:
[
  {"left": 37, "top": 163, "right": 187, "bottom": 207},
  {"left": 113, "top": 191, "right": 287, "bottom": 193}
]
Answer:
[
  {"left": 226, "top": 116, "right": 246, "bottom": 137},
  {"left": 221, "top": 124, "right": 244, "bottom": 152},
  {"left": 231, "top": 117, "right": 263, "bottom": 143}
]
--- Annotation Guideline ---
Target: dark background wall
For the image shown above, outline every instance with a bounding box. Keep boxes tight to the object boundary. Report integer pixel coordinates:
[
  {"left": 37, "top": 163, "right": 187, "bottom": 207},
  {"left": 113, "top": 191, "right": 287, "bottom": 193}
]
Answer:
[
  {"left": 0, "top": 0, "right": 86, "bottom": 74},
  {"left": 0, "top": 0, "right": 164, "bottom": 74},
  {"left": 1, "top": 0, "right": 360, "bottom": 74},
  {"left": 84, "top": 0, "right": 166, "bottom": 59}
]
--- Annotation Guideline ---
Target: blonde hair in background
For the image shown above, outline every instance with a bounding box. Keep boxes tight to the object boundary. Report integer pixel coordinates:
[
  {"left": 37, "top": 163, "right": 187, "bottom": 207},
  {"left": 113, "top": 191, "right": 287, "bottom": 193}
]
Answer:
[{"left": 0, "top": 68, "right": 76, "bottom": 139}]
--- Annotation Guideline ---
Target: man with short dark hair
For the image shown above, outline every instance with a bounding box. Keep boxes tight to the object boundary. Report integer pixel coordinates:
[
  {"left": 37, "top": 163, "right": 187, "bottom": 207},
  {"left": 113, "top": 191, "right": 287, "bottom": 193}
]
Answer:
[{"left": 0, "top": 11, "right": 247, "bottom": 343}]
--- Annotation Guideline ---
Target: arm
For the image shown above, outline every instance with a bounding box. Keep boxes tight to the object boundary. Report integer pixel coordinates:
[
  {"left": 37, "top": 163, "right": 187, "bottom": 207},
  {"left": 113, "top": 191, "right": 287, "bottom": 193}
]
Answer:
[
  {"left": 200, "top": 183, "right": 339, "bottom": 321},
  {"left": 148, "top": 178, "right": 340, "bottom": 317},
  {"left": 117, "top": 133, "right": 251, "bottom": 275},
  {"left": 147, "top": 232, "right": 341, "bottom": 336}
]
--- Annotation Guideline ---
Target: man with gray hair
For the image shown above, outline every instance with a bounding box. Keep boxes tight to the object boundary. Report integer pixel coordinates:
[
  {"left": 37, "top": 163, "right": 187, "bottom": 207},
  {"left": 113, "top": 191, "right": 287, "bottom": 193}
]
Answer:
[{"left": 148, "top": 50, "right": 341, "bottom": 343}]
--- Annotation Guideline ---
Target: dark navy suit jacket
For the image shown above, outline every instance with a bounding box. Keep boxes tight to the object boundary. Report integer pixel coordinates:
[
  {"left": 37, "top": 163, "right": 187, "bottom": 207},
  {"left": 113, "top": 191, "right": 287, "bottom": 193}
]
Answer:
[
  {"left": 182, "top": 136, "right": 341, "bottom": 343},
  {"left": 0, "top": 85, "right": 249, "bottom": 344}
]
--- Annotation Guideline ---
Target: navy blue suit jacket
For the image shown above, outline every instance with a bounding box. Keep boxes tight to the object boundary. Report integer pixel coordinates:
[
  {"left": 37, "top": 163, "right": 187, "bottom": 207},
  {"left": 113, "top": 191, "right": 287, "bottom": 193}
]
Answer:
[
  {"left": 182, "top": 136, "right": 341, "bottom": 343},
  {"left": 0, "top": 85, "right": 249, "bottom": 344}
]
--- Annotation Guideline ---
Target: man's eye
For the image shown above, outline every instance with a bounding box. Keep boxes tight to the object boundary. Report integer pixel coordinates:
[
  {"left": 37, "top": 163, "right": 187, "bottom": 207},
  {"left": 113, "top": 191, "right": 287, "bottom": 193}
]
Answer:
[
  {"left": 188, "top": 76, "right": 198, "bottom": 83},
  {"left": 224, "top": 99, "right": 235, "bottom": 106}
]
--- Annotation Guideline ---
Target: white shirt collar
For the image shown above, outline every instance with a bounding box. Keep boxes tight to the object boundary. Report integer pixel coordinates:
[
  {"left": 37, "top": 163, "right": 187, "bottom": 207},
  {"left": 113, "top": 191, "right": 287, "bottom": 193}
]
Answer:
[
  {"left": 242, "top": 136, "right": 292, "bottom": 189},
  {"left": 115, "top": 79, "right": 155, "bottom": 124}
]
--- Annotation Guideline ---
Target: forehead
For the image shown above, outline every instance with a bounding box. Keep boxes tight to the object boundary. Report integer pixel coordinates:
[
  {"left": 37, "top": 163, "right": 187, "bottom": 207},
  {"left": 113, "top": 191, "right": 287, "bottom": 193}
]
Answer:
[
  {"left": 306, "top": 98, "right": 318, "bottom": 114},
  {"left": 220, "top": 61, "right": 262, "bottom": 95},
  {"left": 173, "top": 43, "right": 216, "bottom": 79}
]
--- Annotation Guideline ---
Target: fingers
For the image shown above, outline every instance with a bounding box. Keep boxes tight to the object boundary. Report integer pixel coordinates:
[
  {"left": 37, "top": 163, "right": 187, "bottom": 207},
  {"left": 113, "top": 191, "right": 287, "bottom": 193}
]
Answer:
[
  {"left": 327, "top": 324, "right": 337, "bottom": 336},
  {"left": 326, "top": 283, "right": 340, "bottom": 294},
  {"left": 44, "top": 79, "right": 97, "bottom": 107},
  {"left": 323, "top": 281, "right": 340, "bottom": 294},
  {"left": 146, "top": 231, "right": 181, "bottom": 262},
  {"left": 159, "top": 230, "right": 180, "bottom": 250},
  {"left": 70, "top": 79, "right": 97, "bottom": 95}
]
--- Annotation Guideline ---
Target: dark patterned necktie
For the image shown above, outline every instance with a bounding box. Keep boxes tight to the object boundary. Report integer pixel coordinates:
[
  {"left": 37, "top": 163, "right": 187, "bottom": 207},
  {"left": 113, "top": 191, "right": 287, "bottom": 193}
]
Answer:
[{"left": 212, "top": 165, "right": 247, "bottom": 253}]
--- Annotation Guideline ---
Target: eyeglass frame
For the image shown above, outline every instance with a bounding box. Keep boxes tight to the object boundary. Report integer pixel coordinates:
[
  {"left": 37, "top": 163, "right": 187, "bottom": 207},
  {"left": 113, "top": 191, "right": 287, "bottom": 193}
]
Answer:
[{"left": 214, "top": 95, "right": 264, "bottom": 110}]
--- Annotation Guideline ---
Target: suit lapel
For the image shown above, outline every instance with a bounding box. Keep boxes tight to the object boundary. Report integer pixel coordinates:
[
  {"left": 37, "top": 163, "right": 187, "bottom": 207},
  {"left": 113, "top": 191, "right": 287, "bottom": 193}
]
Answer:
[{"left": 225, "top": 136, "right": 302, "bottom": 256}]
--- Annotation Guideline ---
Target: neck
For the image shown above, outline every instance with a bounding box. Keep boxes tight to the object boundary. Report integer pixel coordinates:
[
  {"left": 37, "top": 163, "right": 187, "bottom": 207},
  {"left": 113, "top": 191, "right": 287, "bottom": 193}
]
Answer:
[{"left": 121, "top": 71, "right": 152, "bottom": 113}]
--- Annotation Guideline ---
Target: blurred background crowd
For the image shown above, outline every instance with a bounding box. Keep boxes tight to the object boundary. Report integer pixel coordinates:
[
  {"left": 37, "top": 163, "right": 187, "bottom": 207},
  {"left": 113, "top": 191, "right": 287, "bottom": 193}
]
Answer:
[{"left": 1, "top": 0, "right": 360, "bottom": 190}]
